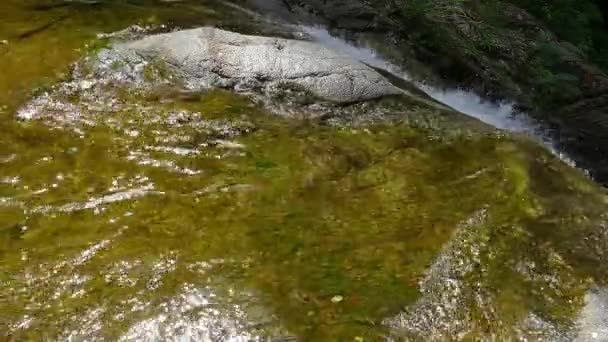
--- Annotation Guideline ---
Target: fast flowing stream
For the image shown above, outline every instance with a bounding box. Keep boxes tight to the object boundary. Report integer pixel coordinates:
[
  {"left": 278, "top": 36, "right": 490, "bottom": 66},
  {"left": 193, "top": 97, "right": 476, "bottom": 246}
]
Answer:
[{"left": 1, "top": 1, "right": 608, "bottom": 341}]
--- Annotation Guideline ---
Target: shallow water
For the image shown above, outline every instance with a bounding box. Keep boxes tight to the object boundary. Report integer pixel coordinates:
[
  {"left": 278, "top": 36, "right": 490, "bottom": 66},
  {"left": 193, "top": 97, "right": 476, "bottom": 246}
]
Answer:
[{"left": 1, "top": 1, "right": 608, "bottom": 341}]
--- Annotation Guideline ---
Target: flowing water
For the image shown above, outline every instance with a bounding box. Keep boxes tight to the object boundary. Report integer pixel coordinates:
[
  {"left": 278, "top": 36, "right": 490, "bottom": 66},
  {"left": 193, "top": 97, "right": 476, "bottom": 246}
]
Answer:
[
  {"left": 1, "top": 1, "right": 608, "bottom": 341},
  {"left": 299, "top": 25, "right": 582, "bottom": 170}
]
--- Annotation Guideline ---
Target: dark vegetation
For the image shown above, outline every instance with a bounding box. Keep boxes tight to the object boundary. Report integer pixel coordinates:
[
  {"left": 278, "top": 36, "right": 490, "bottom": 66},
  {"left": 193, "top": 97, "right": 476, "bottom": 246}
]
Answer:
[
  {"left": 363, "top": 0, "right": 606, "bottom": 108},
  {"left": 507, "top": 0, "right": 608, "bottom": 70},
  {"left": 394, "top": 0, "right": 608, "bottom": 183}
]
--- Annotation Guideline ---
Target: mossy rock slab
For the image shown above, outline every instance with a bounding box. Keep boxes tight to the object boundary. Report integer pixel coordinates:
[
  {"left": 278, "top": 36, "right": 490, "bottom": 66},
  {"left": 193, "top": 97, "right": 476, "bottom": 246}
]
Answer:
[
  {"left": 1, "top": 6, "right": 608, "bottom": 340},
  {"left": 4, "top": 77, "right": 608, "bottom": 339}
]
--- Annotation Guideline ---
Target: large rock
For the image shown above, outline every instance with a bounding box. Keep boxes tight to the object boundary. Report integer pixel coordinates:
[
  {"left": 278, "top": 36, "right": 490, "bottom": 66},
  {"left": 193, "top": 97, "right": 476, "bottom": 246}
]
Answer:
[{"left": 107, "top": 27, "right": 402, "bottom": 103}]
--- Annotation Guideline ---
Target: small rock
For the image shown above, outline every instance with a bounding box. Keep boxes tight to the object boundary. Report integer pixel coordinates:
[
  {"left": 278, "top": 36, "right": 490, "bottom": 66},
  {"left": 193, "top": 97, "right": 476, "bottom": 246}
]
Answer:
[
  {"left": 331, "top": 295, "right": 344, "bottom": 303},
  {"left": 0, "top": 40, "right": 8, "bottom": 45}
]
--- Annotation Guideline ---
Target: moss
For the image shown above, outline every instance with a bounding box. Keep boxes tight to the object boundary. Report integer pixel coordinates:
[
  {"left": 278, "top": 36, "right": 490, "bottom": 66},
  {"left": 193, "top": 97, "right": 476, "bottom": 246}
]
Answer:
[
  {"left": 142, "top": 57, "right": 173, "bottom": 83},
  {"left": 2, "top": 89, "right": 607, "bottom": 340},
  {"left": 2, "top": 4, "right": 608, "bottom": 338},
  {"left": 0, "top": 0, "right": 259, "bottom": 113}
]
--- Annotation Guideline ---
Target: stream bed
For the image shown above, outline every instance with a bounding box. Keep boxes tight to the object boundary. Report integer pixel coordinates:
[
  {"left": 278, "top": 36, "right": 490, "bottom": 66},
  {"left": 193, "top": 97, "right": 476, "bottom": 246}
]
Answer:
[{"left": 2, "top": 1, "right": 608, "bottom": 341}]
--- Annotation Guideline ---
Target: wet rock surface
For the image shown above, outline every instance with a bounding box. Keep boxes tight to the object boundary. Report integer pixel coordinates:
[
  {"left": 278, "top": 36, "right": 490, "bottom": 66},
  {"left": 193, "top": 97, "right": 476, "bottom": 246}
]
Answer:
[
  {"left": 2, "top": 1, "right": 608, "bottom": 341},
  {"left": 104, "top": 27, "right": 403, "bottom": 103}
]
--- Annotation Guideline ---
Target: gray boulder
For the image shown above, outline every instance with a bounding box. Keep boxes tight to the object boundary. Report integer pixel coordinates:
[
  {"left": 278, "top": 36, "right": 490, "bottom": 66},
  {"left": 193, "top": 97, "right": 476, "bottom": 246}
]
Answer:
[{"left": 108, "top": 27, "right": 402, "bottom": 103}]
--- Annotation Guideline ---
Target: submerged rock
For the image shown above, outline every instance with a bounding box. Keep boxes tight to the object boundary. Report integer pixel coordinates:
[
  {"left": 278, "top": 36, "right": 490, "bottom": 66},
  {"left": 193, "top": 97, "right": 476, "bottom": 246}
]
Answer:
[{"left": 104, "top": 27, "right": 403, "bottom": 103}]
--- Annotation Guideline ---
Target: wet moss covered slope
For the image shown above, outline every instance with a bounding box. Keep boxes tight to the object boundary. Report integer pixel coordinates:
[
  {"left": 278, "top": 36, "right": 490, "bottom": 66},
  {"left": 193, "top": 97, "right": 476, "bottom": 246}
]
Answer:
[{"left": 1, "top": 1, "right": 608, "bottom": 341}]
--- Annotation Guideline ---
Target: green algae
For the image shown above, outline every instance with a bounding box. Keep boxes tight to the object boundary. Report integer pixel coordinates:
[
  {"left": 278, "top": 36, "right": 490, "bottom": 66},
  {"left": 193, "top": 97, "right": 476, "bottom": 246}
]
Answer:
[
  {"left": 0, "top": 0, "right": 264, "bottom": 113},
  {"left": 1, "top": 3, "right": 608, "bottom": 340},
  {"left": 239, "top": 131, "right": 514, "bottom": 339},
  {"left": 2, "top": 86, "right": 607, "bottom": 340}
]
